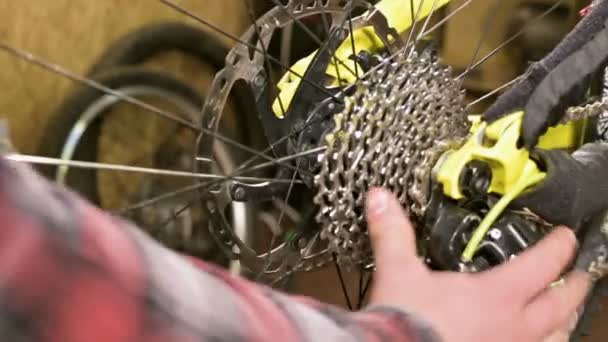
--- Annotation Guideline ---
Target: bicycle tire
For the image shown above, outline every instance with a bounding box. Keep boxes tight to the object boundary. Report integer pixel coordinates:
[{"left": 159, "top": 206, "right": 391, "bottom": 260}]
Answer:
[
  {"left": 89, "top": 21, "right": 227, "bottom": 74},
  {"left": 85, "top": 21, "right": 262, "bottom": 154},
  {"left": 36, "top": 66, "right": 204, "bottom": 204}
]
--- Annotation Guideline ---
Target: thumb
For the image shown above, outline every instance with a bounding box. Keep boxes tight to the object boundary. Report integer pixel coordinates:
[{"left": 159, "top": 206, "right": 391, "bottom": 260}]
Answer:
[{"left": 366, "top": 188, "right": 422, "bottom": 275}]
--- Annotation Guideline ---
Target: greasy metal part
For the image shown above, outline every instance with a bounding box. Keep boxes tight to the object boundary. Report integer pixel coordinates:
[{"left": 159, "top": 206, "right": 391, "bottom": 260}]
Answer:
[
  {"left": 423, "top": 188, "right": 482, "bottom": 271},
  {"left": 423, "top": 183, "right": 546, "bottom": 272},
  {"left": 564, "top": 98, "right": 608, "bottom": 123},
  {"left": 459, "top": 160, "right": 492, "bottom": 198},
  {"left": 314, "top": 46, "right": 469, "bottom": 267},
  {"left": 230, "top": 181, "right": 293, "bottom": 202},
  {"left": 471, "top": 212, "right": 543, "bottom": 268}
]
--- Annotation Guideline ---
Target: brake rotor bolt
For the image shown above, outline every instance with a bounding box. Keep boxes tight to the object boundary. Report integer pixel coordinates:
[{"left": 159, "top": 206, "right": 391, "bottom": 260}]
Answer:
[
  {"left": 489, "top": 228, "right": 502, "bottom": 240},
  {"left": 233, "top": 187, "right": 246, "bottom": 201}
]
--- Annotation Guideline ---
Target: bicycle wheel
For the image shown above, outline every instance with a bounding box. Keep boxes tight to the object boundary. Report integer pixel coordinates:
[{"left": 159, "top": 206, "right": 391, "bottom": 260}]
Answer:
[
  {"left": 37, "top": 66, "right": 252, "bottom": 269},
  {"left": 3, "top": 0, "right": 605, "bottom": 332}
]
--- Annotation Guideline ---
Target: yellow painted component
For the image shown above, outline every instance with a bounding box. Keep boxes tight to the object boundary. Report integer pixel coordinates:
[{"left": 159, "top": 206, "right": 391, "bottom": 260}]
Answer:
[
  {"left": 436, "top": 112, "right": 545, "bottom": 200},
  {"left": 536, "top": 120, "right": 586, "bottom": 151},
  {"left": 272, "top": 0, "right": 453, "bottom": 118},
  {"left": 466, "top": 114, "right": 584, "bottom": 152},
  {"left": 435, "top": 112, "right": 585, "bottom": 262}
]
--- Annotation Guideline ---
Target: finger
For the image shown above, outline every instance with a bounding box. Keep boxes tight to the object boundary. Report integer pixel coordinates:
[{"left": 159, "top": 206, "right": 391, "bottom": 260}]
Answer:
[
  {"left": 482, "top": 227, "right": 577, "bottom": 302},
  {"left": 366, "top": 188, "right": 422, "bottom": 274},
  {"left": 524, "top": 271, "right": 591, "bottom": 341}
]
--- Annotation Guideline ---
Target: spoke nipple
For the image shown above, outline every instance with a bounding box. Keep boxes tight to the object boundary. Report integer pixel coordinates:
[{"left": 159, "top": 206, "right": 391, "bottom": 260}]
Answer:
[{"left": 233, "top": 187, "right": 246, "bottom": 201}]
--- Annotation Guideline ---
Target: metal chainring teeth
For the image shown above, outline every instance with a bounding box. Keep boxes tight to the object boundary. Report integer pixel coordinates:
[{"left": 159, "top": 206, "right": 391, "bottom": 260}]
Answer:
[{"left": 314, "top": 48, "right": 470, "bottom": 267}]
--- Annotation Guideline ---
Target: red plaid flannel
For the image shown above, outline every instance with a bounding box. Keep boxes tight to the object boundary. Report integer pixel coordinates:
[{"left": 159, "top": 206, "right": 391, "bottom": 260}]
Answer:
[{"left": 0, "top": 157, "right": 440, "bottom": 342}]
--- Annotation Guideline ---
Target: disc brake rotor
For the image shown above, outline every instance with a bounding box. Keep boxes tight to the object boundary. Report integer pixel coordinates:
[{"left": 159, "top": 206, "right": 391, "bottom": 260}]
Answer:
[{"left": 201, "top": 0, "right": 388, "bottom": 281}]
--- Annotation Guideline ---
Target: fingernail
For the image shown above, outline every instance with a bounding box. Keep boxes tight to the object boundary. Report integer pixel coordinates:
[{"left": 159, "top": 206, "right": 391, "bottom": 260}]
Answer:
[
  {"left": 367, "top": 188, "right": 390, "bottom": 217},
  {"left": 562, "top": 227, "right": 578, "bottom": 250},
  {"left": 553, "top": 226, "right": 577, "bottom": 249}
]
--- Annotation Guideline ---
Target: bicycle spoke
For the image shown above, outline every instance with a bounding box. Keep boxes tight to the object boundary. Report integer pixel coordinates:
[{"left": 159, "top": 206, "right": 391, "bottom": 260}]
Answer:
[
  {"left": 318, "top": 2, "right": 345, "bottom": 86},
  {"left": 6, "top": 154, "right": 302, "bottom": 184},
  {"left": 239, "top": 146, "right": 327, "bottom": 175},
  {"left": 0, "top": 43, "right": 314, "bottom": 176},
  {"left": 114, "top": 182, "right": 204, "bottom": 215},
  {"left": 457, "top": 0, "right": 503, "bottom": 88},
  {"left": 409, "top": 0, "right": 417, "bottom": 35},
  {"left": 219, "top": 107, "right": 330, "bottom": 178},
  {"left": 266, "top": 0, "right": 357, "bottom": 78},
  {"left": 110, "top": 140, "right": 326, "bottom": 215},
  {"left": 414, "top": 0, "right": 442, "bottom": 44},
  {"left": 244, "top": 0, "right": 287, "bottom": 117},
  {"left": 357, "top": 271, "right": 364, "bottom": 309},
  {"left": 420, "top": 0, "right": 474, "bottom": 37},
  {"left": 405, "top": 0, "right": 426, "bottom": 51},
  {"left": 457, "top": 0, "right": 566, "bottom": 80},
  {"left": 466, "top": 75, "right": 521, "bottom": 109},
  {"left": 158, "top": 0, "right": 341, "bottom": 104},
  {"left": 0, "top": 42, "right": 196, "bottom": 131},
  {"left": 113, "top": 145, "right": 322, "bottom": 215},
  {"left": 257, "top": 158, "right": 303, "bottom": 281},
  {"left": 333, "top": 254, "right": 353, "bottom": 310},
  {"left": 358, "top": 272, "right": 373, "bottom": 309},
  {"left": 154, "top": 197, "right": 198, "bottom": 237},
  {"left": 115, "top": 144, "right": 325, "bottom": 219},
  {"left": 276, "top": 160, "right": 301, "bottom": 230},
  {"left": 347, "top": 13, "right": 360, "bottom": 80}
]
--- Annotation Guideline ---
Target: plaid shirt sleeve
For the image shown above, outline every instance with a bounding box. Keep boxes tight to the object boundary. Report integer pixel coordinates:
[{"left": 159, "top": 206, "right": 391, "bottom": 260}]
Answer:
[{"left": 0, "top": 158, "right": 441, "bottom": 342}]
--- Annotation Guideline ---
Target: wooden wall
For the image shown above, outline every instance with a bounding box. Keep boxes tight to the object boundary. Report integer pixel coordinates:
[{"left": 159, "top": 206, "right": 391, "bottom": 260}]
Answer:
[{"left": 0, "top": 0, "right": 247, "bottom": 153}]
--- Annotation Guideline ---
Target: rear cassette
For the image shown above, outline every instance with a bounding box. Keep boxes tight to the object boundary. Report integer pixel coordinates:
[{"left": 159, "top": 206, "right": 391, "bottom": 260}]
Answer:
[{"left": 314, "top": 47, "right": 470, "bottom": 267}]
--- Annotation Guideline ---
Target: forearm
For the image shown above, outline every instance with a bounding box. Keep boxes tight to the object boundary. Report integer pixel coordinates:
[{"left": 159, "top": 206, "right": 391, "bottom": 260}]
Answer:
[{"left": 0, "top": 158, "right": 439, "bottom": 342}]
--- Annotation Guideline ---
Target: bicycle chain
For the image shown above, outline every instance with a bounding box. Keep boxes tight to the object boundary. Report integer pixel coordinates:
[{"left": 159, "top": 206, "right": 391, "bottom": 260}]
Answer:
[
  {"left": 563, "top": 98, "right": 608, "bottom": 123},
  {"left": 314, "top": 47, "right": 470, "bottom": 267}
]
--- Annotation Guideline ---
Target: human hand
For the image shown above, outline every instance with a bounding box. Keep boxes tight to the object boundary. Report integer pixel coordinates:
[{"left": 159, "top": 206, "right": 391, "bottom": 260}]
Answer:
[{"left": 365, "top": 188, "right": 591, "bottom": 342}]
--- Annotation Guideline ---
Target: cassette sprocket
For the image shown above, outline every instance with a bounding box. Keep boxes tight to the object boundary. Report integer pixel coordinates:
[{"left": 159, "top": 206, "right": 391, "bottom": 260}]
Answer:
[{"left": 314, "top": 47, "right": 470, "bottom": 267}]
